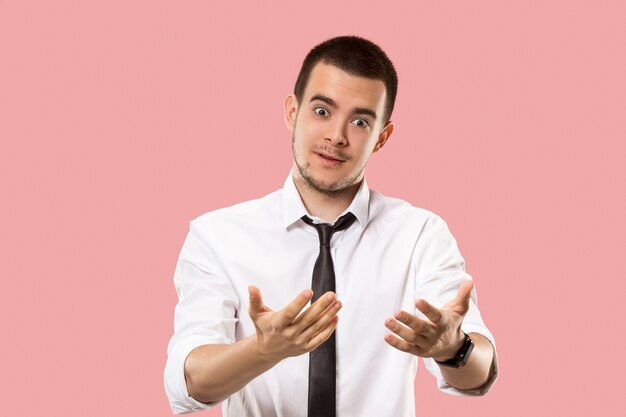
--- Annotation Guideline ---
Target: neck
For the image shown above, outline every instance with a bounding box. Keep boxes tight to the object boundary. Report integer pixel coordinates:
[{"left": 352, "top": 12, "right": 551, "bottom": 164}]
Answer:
[{"left": 292, "top": 168, "right": 362, "bottom": 223}]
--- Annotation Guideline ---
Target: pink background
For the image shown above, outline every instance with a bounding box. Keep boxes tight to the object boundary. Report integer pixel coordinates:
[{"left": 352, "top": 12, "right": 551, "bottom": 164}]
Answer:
[{"left": 1, "top": 1, "right": 624, "bottom": 416}]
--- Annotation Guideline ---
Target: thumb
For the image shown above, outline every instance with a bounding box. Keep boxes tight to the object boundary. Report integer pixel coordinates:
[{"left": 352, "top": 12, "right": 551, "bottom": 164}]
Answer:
[
  {"left": 452, "top": 280, "right": 474, "bottom": 316},
  {"left": 248, "top": 285, "right": 264, "bottom": 319}
]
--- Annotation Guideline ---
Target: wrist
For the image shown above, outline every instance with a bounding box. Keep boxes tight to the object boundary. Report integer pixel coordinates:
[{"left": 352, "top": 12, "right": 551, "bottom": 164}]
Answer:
[
  {"left": 250, "top": 335, "right": 283, "bottom": 365},
  {"left": 434, "top": 332, "right": 475, "bottom": 368},
  {"left": 433, "top": 331, "right": 466, "bottom": 362}
]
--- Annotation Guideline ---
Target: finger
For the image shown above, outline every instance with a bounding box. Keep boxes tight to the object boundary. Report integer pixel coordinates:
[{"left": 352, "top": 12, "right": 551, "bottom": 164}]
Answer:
[
  {"left": 248, "top": 286, "right": 264, "bottom": 319},
  {"left": 384, "top": 333, "right": 421, "bottom": 356},
  {"left": 452, "top": 280, "right": 474, "bottom": 316},
  {"left": 385, "top": 317, "right": 430, "bottom": 345},
  {"left": 291, "top": 291, "right": 337, "bottom": 329},
  {"left": 415, "top": 299, "right": 442, "bottom": 323},
  {"left": 277, "top": 289, "right": 314, "bottom": 327},
  {"left": 304, "top": 316, "right": 339, "bottom": 352},
  {"left": 300, "top": 300, "right": 342, "bottom": 340},
  {"left": 392, "top": 311, "right": 437, "bottom": 337}
]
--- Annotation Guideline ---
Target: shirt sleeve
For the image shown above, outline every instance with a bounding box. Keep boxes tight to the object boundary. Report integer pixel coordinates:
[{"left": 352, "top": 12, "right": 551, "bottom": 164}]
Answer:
[
  {"left": 413, "top": 214, "right": 499, "bottom": 396},
  {"left": 164, "top": 218, "right": 240, "bottom": 414}
]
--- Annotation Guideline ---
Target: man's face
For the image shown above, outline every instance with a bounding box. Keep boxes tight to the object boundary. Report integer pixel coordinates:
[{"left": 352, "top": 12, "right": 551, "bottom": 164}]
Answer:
[{"left": 284, "top": 62, "right": 393, "bottom": 194}]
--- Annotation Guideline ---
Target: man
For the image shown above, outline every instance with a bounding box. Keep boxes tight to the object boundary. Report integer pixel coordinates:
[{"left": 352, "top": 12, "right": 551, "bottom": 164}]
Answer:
[{"left": 164, "top": 35, "right": 498, "bottom": 416}]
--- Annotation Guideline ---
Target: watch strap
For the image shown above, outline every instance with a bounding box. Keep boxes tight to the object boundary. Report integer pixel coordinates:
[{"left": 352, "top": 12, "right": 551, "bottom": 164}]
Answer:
[{"left": 434, "top": 332, "right": 474, "bottom": 368}]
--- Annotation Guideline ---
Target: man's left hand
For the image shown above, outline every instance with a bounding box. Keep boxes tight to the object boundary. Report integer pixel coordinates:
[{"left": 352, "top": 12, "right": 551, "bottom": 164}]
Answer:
[{"left": 384, "top": 280, "right": 473, "bottom": 361}]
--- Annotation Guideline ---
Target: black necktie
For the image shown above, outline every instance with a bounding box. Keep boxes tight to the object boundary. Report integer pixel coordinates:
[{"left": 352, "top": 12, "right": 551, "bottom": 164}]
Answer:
[{"left": 301, "top": 212, "right": 357, "bottom": 417}]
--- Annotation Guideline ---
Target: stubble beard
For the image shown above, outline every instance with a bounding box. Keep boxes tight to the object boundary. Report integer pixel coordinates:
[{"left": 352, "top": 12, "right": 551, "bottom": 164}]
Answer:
[{"left": 291, "top": 133, "right": 365, "bottom": 198}]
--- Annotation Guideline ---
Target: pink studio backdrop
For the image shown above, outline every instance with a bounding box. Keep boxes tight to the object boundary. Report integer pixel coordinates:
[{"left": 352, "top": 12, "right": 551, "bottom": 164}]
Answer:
[{"left": 1, "top": 1, "right": 624, "bottom": 416}]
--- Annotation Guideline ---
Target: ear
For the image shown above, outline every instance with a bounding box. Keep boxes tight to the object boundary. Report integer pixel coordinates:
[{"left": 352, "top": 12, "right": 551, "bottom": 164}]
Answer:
[
  {"left": 283, "top": 93, "right": 299, "bottom": 133},
  {"left": 372, "top": 121, "right": 394, "bottom": 153}
]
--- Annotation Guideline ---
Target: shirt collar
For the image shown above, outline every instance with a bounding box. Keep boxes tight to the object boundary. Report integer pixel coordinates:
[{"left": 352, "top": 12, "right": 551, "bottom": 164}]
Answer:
[{"left": 282, "top": 168, "right": 370, "bottom": 229}]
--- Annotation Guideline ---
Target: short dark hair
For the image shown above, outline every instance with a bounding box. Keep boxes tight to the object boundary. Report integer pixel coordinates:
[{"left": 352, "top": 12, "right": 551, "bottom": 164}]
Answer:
[{"left": 293, "top": 35, "right": 398, "bottom": 125}]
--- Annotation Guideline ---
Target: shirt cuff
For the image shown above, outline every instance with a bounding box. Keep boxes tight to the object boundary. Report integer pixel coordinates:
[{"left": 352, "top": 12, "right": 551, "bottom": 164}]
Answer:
[
  {"left": 164, "top": 335, "right": 230, "bottom": 414},
  {"left": 423, "top": 324, "right": 499, "bottom": 397}
]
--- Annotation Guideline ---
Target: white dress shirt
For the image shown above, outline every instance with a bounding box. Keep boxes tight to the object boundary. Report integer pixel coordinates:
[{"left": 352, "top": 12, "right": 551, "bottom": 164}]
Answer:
[{"left": 164, "top": 171, "right": 499, "bottom": 416}]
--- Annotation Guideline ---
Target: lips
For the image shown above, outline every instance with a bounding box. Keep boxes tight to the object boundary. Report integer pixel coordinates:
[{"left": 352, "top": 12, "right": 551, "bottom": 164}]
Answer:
[
  {"left": 315, "top": 151, "right": 345, "bottom": 162},
  {"left": 314, "top": 151, "right": 345, "bottom": 167}
]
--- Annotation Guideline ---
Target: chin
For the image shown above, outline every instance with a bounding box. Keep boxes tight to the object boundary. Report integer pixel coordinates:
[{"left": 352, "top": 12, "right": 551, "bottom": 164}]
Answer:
[
  {"left": 295, "top": 156, "right": 361, "bottom": 193},
  {"left": 309, "top": 172, "right": 360, "bottom": 194}
]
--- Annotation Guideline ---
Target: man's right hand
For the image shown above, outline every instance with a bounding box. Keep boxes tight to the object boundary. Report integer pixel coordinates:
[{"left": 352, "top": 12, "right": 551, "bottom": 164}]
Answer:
[{"left": 248, "top": 286, "right": 341, "bottom": 362}]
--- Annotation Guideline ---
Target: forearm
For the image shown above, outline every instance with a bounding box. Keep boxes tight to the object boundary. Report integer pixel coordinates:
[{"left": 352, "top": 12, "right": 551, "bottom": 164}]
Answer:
[
  {"left": 439, "top": 333, "right": 494, "bottom": 391},
  {"left": 184, "top": 335, "right": 280, "bottom": 403}
]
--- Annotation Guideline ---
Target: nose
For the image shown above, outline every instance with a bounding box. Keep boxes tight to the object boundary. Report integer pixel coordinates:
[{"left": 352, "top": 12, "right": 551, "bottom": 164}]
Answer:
[{"left": 326, "top": 121, "right": 347, "bottom": 146}]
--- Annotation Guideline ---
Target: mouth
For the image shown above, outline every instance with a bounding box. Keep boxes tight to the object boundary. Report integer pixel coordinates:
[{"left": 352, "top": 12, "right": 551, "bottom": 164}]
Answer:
[
  {"left": 315, "top": 151, "right": 346, "bottom": 163},
  {"left": 314, "top": 151, "right": 345, "bottom": 167}
]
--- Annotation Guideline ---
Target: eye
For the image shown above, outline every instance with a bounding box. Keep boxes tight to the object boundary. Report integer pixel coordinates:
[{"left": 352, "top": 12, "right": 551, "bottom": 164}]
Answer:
[
  {"left": 314, "top": 107, "right": 329, "bottom": 117},
  {"left": 352, "top": 118, "right": 370, "bottom": 128}
]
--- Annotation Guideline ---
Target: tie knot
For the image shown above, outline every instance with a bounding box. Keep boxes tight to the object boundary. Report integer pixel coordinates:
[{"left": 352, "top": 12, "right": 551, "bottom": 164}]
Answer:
[{"left": 301, "top": 212, "right": 357, "bottom": 246}]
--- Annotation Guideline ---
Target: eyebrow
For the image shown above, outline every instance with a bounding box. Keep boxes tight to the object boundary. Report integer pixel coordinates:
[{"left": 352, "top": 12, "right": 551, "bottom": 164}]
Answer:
[{"left": 309, "top": 94, "right": 378, "bottom": 120}]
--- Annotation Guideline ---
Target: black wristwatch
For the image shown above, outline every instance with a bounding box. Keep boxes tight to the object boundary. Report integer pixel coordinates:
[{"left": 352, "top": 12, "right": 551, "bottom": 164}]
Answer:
[{"left": 435, "top": 333, "right": 474, "bottom": 368}]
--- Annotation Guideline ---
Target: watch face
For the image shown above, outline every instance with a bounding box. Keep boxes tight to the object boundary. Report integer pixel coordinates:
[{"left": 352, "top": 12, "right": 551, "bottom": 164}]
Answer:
[{"left": 459, "top": 339, "right": 474, "bottom": 366}]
